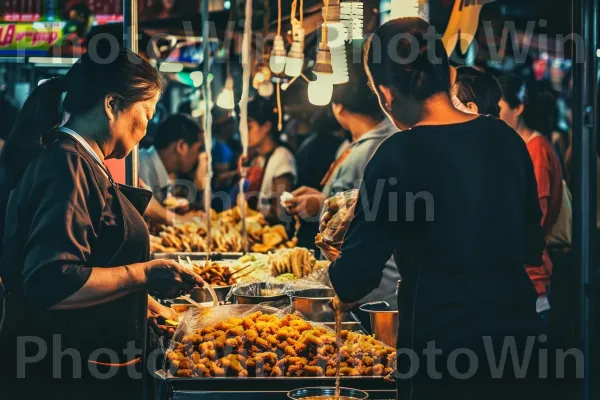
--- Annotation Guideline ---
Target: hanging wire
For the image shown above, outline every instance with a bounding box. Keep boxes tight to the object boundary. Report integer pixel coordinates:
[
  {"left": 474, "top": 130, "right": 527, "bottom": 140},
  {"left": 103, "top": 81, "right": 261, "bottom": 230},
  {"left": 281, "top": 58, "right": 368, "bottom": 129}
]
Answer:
[
  {"left": 323, "top": 0, "right": 330, "bottom": 43},
  {"left": 276, "top": 81, "right": 283, "bottom": 131},
  {"left": 277, "top": 0, "right": 282, "bottom": 35},
  {"left": 201, "top": 0, "right": 213, "bottom": 264},
  {"left": 238, "top": 0, "right": 254, "bottom": 254}
]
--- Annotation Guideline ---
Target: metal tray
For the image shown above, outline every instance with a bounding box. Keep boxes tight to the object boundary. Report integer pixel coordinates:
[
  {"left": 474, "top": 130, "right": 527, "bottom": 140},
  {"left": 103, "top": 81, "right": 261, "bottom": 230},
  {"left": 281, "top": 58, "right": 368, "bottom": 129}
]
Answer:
[
  {"left": 154, "top": 372, "right": 395, "bottom": 396},
  {"left": 153, "top": 252, "right": 244, "bottom": 260}
]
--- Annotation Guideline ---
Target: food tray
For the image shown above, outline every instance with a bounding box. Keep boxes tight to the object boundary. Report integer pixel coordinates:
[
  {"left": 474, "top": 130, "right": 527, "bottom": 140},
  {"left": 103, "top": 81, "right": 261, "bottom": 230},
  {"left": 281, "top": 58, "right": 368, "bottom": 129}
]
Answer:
[
  {"left": 153, "top": 372, "right": 396, "bottom": 400},
  {"left": 153, "top": 252, "right": 244, "bottom": 260}
]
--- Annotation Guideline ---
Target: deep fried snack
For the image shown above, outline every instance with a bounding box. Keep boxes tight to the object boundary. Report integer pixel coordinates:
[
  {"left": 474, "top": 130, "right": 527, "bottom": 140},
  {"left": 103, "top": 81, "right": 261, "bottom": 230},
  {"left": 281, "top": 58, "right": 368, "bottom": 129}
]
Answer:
[{"left": 167, "top": 312, "right": 395, "bottom": 378}]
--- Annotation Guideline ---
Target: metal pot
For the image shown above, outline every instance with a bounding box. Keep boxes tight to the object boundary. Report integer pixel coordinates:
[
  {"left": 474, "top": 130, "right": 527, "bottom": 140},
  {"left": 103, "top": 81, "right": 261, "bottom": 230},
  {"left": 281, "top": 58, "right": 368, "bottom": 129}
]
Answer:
[
  {"left": 190, "top": 286, "right": 231, "bottom": 304},
  {"left": 289, "top": 288, "right": 336, "bottom": 322},
  {"left": 288, "top": 387, "right": 368, "bottom": 400},
  {"left": 359, "top": 301, "right": 399, "bottom": 347},
  {"left": 231, "top": 282, "right": 289, "bottom": 304}
]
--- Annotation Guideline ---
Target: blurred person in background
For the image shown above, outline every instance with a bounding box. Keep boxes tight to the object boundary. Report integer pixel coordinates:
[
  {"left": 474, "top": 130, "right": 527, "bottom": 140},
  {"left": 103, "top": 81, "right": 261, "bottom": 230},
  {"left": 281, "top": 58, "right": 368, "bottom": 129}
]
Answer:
[
  {"left": 244, "top": 97, "right": 296, "bottom": 224},
  {"left": 292, "top": 108, "right": 345, "bottom": 251},
  {"left": 285, "top": 51, "right": 401, "bottom": 319},
  {"left": 499, "top": 76, "right": 564, "bottom": 318},
  {"left": 451, "top": 66, "right": 502, "bottom": 117},
  {"left": 211, "top": 107, "right": 237, "bottom": 210},
  {"left": 139, "top": 113, "right": 205, "bottom": 206}
]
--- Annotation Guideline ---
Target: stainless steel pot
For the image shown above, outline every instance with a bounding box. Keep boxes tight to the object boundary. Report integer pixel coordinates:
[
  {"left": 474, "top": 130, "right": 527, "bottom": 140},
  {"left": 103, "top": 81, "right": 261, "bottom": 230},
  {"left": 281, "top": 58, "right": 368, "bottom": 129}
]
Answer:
[
  {"left": 190, "top": 286, "right": 231, "bottom": 304},
  {"left": 231, "top": 282, "right": 289, "bottom": 304},
  {"left": 288, "top": 387, "right": 368, "bottom": 400},
  {"left": 289, "top": 288, "right": 336, "bottom": 322},
  {"left": 359, "top": 301, "right": 399, "bottom": 347}
]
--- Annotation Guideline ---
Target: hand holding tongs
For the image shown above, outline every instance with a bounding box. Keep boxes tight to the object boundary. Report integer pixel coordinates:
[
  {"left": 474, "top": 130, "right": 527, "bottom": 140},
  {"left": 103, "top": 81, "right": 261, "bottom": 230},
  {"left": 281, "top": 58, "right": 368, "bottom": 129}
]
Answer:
[{"left": 178, "top": 256, "right": 219, "bottom": 307}]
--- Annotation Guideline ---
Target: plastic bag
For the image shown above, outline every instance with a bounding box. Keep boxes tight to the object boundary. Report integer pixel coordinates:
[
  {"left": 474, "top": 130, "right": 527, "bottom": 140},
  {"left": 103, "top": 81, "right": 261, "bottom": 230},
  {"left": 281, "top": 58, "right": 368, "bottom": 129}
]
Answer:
[
  {"left": 161, "top": 302, "right": 397, "bottom": 379},
  {"left": 321, "top": 189, "right": 358, "bottom": 244}
]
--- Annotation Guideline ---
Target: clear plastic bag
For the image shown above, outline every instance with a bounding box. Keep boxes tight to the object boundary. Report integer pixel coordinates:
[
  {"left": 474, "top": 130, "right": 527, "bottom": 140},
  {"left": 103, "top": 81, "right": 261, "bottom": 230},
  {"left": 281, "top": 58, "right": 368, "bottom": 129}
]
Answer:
[
  {"left": 161, "top": 302, "right": 396, "bottom": 379},
  {"left": 322, "top": 189, "right": 359, "bottom": 243}
]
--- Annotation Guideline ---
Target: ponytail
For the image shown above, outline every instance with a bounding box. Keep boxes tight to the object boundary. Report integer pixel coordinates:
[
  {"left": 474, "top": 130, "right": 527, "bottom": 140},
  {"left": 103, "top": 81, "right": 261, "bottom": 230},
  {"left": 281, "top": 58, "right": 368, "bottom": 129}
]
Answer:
[{"left": 0, "top": 77, "right": 66, "bottom": 188}]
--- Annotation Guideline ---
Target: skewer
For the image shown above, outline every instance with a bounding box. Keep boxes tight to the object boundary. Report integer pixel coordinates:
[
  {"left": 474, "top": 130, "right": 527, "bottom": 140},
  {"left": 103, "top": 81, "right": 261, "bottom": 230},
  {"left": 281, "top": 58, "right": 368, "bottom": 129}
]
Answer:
[{"left": 230, "top": 264, "right": 254, "bottom": 278}]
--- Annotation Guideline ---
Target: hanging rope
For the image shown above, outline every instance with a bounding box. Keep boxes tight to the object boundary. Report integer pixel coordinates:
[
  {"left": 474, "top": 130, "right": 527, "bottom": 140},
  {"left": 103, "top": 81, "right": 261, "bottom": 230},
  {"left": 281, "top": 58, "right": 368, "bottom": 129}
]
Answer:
[
  {"left": 238, "top": 0, "right": 254, "bottom": 254},
  {"left": 201, "top": 0, "right": 213, "bottom": 263},
  {"left": 323, "top": 0, "right": 330, "bottom": 43}
]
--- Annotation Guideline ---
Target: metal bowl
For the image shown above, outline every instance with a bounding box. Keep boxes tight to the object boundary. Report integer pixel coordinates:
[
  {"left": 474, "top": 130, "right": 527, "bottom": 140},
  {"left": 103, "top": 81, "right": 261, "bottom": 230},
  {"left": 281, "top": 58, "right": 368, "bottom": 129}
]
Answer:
[
  {"left": 289, "top": 288, "right": 336, "bottom": 322},
  {"left": 231, "top": 282, "right": 289, "bottom": 304},
  {"left": 359, "top": 301, "right": 399, "bottom": 347},
  {"left": 190, "top": 286, "right": 231, "bottom": 304},
  {"left": 287, "top": 387, "right": 368, "bottom": 400}
]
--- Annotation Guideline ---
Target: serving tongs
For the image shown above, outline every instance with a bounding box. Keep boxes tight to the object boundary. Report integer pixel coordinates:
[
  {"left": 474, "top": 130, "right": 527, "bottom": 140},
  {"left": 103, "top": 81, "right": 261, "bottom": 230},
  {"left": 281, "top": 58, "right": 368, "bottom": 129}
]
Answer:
[{"left": 178, "top": 256, "right": 219, "bottom": 307}]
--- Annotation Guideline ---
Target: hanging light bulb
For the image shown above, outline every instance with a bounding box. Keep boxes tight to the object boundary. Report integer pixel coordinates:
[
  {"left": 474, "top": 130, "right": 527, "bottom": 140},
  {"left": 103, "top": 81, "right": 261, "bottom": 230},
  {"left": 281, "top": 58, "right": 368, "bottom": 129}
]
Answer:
[
  {"left": 340, "top": 1, "right": 363, "bottom": 41},
  {"left": 216, "top": 76, "right": 235, "bottom": 110},
  {"left": 257, "top": 80, "right": 274, "bottom": 97},
  {"left": 323, "top": 0, "right": 348, "bottom": 84},
  {"left": 308, "top": 75, "right": 334, "bottom": 106},
  {"left": 390, "top": 0, "right": 419, "bottom": 20},
  {"left": 270, "top": 35, "right": 287, "bottom": 74},
  {"left": 285, "top": 27, "right": 305, "bottom": 77}
]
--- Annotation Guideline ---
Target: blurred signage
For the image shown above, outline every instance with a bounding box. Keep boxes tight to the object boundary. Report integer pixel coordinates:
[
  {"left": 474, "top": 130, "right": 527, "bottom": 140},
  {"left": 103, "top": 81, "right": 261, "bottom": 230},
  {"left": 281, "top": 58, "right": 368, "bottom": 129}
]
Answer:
[{"left": 0, "top": 21, "right": 63, "bottom": 55}]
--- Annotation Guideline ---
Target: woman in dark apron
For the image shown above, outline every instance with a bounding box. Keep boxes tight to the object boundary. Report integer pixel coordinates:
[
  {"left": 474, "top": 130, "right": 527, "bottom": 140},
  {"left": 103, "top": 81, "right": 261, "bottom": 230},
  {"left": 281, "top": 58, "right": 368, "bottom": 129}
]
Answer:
[{"left": 0, "top": 47, "right": 202, "bottom": 399}]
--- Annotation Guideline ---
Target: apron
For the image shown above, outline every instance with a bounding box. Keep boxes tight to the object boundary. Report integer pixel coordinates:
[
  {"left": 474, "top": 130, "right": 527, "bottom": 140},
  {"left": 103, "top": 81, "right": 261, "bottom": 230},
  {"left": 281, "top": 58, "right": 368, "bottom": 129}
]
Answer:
[{"left": 0, "top": 135, "right": 152, "bottom": 399}]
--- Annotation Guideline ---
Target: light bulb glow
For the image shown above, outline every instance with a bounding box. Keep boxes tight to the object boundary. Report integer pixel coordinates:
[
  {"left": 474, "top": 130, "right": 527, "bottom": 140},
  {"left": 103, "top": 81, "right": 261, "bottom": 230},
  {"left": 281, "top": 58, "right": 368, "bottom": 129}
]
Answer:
[
  {"left": 285, "top": 56, "right": 304, "bottom": 77},
  {"left": 340, "top": 2, "right": 364, "bottom": 41},
  {"left": 190, "top": 71, "right": 203, "bottom": 87},
  {"left": 390, "top": 0, "right": 419, "bottom": 19},
  {"left": 308, "top": 78, "right": 333, "bottom": 106},
  {"left": 270, "top": 35, "right": 287, "bottom": 74},
  {"left": 217, "top": 77, "right": 235, "bottom": 110},
  {"left": 257, "top": 80, "right": 274, "bottom": 97},
  {"left": 270, "top": 55, "right": 286, "bottom": 74},
  {"left": 159, "top": 62, "right": 184, "bottom": 73}
]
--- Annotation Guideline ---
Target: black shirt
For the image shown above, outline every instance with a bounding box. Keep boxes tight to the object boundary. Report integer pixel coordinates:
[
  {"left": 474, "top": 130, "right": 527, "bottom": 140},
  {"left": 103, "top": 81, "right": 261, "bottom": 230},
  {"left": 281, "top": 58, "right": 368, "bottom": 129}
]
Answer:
[{"left": 329, "top": 116, "right": 545, "bottom": 348}]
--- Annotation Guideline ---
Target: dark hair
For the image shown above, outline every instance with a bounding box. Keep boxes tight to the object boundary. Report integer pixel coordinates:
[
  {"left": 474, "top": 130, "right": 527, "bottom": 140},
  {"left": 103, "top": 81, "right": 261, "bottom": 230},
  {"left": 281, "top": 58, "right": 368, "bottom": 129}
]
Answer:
[
  {"left": 453, "top": 67, "right": 502, "bottom": 118},
  {"left": 153, "top": 113, "right": 203, "bottom": 150},
  {"left": 247, "top": 97, "right": 280, "bottom": 135},
  {"left": 332, "top": 46, "right": 384, "bottom": 119},
  {"left": 498, "top": 75, "right": 528, "bottom": 110},
  {"left": 1, "top": 46, "right": 163, "bottom": 187},
  {"left": 499, "top": 75, "right": 559, "bottom": 138},
  {"left": 365, "top": 17, "right": 451, "bottom": 101}
]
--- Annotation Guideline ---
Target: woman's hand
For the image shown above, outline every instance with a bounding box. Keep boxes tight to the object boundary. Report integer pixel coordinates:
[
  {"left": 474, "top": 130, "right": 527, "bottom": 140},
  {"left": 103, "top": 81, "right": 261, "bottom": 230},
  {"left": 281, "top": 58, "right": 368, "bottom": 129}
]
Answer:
[
  {"left": 148, "top": 302, "right": 179, "bottom": 337},
  {"left": 145, "top": 259, "right": 204, "bottom": 299},
  {"left": 284, "top": 186, "right": 327, "bottom": 219},
  {"left": 315, "top": 234, "right": 342, "bottom": 262},
  {"left": 319, "top": 194, "right": 357, "bottom": 243}
]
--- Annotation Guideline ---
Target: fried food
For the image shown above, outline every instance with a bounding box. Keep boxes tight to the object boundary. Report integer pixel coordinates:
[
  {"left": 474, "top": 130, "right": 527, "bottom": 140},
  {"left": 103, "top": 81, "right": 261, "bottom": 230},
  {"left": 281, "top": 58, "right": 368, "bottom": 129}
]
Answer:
[
  {"left": 165, "top": 312, "right": 395, "bottom": 378},
  {"left": 268, "top": 248, "right": 329, "bottom": 279},
  {"left": 149, "top": 205, "right": 296, "bottom": 253},
  {"left": 192, "top": 262, "right": 237, "bottom": 286}
]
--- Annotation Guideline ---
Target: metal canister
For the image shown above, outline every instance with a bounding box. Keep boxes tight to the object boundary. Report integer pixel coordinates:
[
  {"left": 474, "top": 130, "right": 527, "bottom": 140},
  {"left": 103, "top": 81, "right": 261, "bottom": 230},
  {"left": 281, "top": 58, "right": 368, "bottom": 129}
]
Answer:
[{"left": 359, "top": 301, "right": 399, "bottom": 347}]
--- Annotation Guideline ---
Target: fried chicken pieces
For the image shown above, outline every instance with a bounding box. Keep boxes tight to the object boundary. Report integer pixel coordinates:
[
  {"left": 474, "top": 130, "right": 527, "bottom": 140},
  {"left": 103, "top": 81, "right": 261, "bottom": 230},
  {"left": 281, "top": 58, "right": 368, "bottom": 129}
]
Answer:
[{"left": 166, "top": 312, "right": 395, "bottom": 379}]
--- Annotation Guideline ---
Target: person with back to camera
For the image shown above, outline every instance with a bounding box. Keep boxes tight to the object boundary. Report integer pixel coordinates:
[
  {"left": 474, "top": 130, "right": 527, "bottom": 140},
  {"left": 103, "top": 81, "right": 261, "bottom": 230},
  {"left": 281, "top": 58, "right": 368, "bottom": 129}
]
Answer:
[
  {"left": 321, "top": 18, "right": 553, "bottom": 400},
  {"left": 0, "top": 46, "right": 204, "bottom": 399},
  {"left": 285, "top": 53, "right": 401, "bottom": 317}
]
